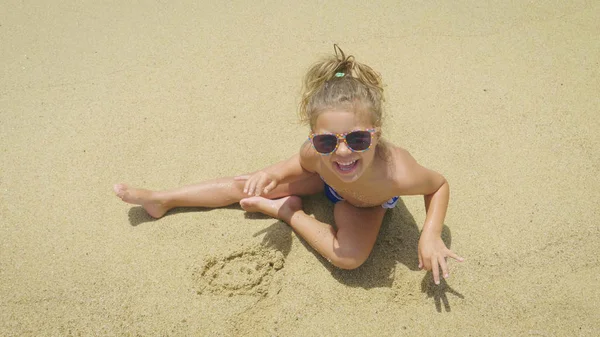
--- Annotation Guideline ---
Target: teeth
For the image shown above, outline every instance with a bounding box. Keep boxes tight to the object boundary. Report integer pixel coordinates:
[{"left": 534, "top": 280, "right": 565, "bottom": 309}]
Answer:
[{"left": 337, "top": 160, "right": 357, "bottom": 166}]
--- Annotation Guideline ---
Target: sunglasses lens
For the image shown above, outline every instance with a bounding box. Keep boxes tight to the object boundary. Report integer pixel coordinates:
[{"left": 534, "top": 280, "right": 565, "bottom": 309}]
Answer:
[
  {"left": 346, "top": 131, "right": 372, "bottom": 151},
  {"left": 312, "top": 134, "right": 337, "bottom": 153}
]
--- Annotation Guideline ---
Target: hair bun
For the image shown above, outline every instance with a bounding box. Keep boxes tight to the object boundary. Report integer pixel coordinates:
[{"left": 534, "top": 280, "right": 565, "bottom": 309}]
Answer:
[{"left": 299, "top": 44, "right": 384, "bottom": 128}]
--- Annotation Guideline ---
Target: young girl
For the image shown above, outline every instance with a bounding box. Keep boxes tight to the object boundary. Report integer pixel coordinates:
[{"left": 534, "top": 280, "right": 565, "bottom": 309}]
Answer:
[{"left": 114, "top": 45, "right": 463, "bottom": 285}]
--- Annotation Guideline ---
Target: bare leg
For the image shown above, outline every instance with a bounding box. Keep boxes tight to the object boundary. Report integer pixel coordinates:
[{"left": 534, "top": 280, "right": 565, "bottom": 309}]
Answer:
[
  {"left": 240, "top": 197, "right": 387, "bottom": 269},
  {"left": 114, "top": 174, "right": 323, "bottom": 218}
]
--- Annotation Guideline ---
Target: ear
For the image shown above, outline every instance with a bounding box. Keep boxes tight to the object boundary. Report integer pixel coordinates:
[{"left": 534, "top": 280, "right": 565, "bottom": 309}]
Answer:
[{"left": 373, "top": 127, "right": 382, "bottom": 140}]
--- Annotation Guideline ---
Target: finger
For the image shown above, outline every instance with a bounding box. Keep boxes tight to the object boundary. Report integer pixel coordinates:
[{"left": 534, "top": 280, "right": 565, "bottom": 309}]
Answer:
[
  {"left": 418, "top": 251, "right": 423, "bottom": 270},
  {"left": 255, "top": 177, "right": 267, "bottom": 196},
  {"left": 263, "top": 180, "right": 277, "bottom": 194},
  {"left": 439, "top": 256, "right": 449, "bottom": 279},
  {"left": 243, "top": 178, "right": 253, "bottom": 194},
  {"left": 234, "top": 175, "right": 249, "bottom": 181},
  {"left": 432, "top": 257, "right": 440, "bottom": 285},
  {"left": 242, "top": 178, "right": 254, "bottom": 194},
  {"left": 447, "top": 250, "right": 465, "bottom": 262},
  {"left": 247, "top": 178, "right": 257, "bottom": 196}
]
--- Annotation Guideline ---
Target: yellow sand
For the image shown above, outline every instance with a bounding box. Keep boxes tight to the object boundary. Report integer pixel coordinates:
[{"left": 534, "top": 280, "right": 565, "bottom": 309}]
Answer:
[{"left": 1, "top": 1, "right": 599, "bottom": 335}]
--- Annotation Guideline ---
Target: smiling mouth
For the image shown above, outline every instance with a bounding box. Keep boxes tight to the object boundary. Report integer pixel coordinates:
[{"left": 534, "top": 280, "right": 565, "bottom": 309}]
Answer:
[{"left": 334, "top": 159, "right": 358, "bottom": 173}]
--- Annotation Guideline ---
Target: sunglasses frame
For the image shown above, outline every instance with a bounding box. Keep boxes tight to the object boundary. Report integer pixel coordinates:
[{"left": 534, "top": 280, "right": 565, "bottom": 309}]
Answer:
[{"left": 308, "top": 128, "right": 376, "bottom": 155}]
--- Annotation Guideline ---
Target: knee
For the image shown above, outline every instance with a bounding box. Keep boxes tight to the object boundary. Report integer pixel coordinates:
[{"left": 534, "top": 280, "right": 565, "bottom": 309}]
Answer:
[{"left": 329, "top": 251, "right": 370, "bottom": 270}]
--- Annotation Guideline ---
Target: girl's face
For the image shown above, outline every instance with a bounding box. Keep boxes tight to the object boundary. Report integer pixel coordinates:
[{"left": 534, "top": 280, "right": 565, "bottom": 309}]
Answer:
[{"left": 312, "top": 109, "right": 379, "bottom": 183}]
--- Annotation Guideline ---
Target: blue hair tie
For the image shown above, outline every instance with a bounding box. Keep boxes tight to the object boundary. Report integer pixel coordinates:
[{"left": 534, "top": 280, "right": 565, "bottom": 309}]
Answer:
[{"left": 334, "top": 72, "right": 345, "bottom": 77}]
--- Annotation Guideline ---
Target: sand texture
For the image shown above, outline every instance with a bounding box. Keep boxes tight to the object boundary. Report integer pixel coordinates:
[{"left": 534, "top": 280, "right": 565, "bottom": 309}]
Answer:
[{"left": 1, "top": 1, "right": 599, "bottom": 336}]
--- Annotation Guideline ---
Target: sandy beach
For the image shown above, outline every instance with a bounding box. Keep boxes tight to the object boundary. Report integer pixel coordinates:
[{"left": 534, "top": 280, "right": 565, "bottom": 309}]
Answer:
[{"left": 1, "top": 1, "right": 599, "bottom": 335}]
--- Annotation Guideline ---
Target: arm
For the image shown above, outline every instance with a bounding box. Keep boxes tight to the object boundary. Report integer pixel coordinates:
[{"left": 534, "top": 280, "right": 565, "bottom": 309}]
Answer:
[
  {"left": 395, "top": 151, "right": 463, "bottom": 284},
  {"left": 422, "top": 175, "right": 448, "bottom": 238},
  {"left": 419, "top": 177, "right": 463, "bottom": 283},
  {"left": 237, "top": 141, "right": 316, "bottom": 196},
  {"left": 262, "top": 152, "right": 313, "bottom": 185}
]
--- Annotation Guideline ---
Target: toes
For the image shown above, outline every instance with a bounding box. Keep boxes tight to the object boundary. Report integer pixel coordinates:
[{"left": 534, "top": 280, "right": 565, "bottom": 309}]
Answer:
[
  {"left": 240, "top": 196, "right": 266, "bottom": 212},
  {"left": 239, "top": 198, "right": 255, "bottom": 210},
  {"left": 241, "top": 196, "right": 261, "bottom": 204},
  {"left": 113, "top": 184, "right": 127, "bottom": 198}
]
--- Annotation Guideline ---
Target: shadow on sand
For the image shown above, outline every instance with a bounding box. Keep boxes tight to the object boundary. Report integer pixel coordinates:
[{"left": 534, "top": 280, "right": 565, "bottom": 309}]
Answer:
[
  {"left": 127, "top": 204, "right": 243, "bottom": 227},
  {"left": 280, "top": 194, "right": 463, "bottom": 312},
  {"left": 125, "top": 194, "right": 463, "bottom": 311}
]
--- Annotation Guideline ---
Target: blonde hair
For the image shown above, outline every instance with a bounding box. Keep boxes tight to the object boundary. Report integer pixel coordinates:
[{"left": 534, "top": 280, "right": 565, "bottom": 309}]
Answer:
[{"left": 299, "top": 45, "right": 385, "bottom": 131}]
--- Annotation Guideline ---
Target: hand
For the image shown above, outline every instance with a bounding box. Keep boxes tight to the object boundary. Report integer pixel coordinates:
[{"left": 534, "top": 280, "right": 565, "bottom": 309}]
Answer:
[
  {"left": 235, "top": 171, "right": 279, "bottom": 196},
  {"left": 418, "top": 233, "right": 464, "bottom": 285}
]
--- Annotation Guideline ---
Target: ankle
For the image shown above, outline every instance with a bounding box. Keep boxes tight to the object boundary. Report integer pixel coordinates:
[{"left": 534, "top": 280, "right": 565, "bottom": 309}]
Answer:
[
  {"left": 152, "top": 191, "right": 172, "bottom": 208},
  {"left": 280, "top": 208, "right": 304, "bottom": 224}
]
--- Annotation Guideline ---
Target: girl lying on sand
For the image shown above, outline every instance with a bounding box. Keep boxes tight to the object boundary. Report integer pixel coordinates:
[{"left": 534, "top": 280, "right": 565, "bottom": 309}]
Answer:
[{"left": 114, "top": 45, "right": 463, "bottom": 285}]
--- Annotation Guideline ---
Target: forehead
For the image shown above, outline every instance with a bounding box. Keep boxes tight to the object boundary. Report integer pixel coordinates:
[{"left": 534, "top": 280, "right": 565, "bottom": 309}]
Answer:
[{"left": 314, "top": 109, "right": 373, "bottom": 133}]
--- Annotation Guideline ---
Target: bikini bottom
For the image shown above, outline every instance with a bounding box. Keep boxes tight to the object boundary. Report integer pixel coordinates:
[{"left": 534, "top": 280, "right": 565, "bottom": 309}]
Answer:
[{"left": 323, "top": 181, "right": 399, "bottom": 209}]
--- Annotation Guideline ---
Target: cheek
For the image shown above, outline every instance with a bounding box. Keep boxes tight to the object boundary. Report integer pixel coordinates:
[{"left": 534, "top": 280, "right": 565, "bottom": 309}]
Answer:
[
  {"left": 319, "top": 155, "right": 333, "bottom": 165},
  {"left": 361, "top": 147, "right": 377, "bottom": 162}
]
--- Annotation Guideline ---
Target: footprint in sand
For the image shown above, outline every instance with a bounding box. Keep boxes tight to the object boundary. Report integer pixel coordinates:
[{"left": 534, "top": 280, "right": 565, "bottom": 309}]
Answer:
[{"left": 194, "top": 246, "right": 285, "bottom": 297}]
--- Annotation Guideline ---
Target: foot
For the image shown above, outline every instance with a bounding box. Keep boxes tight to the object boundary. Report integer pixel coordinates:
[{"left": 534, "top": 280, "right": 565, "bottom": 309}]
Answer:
[
  {"left": 239, "top": 195, "right": 302, "bottom": 221},
  {"left": 113, "top": 184, "right": 169, "bottom": 218}
]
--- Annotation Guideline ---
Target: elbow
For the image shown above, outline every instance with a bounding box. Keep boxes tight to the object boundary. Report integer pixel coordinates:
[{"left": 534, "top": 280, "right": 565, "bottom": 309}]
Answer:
[
  {"left": 438, "top": 176, "right": 448, "bottom": 191},
  {"left": 427, "top": 176, "right": 449, "bottom": 198},
  {"left": 439, "top": 179, "right": 449, "bottom": 197}
]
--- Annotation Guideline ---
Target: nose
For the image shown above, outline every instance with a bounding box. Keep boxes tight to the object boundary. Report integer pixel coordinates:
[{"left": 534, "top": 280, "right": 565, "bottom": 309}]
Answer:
[{"left": 335, "top": 140, "right": 352, "bottom": 155}]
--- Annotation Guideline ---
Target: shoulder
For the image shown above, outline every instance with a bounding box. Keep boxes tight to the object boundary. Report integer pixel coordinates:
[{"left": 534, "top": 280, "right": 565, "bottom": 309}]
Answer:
[
  {"left": 299, "top": 140, "right": 320, "bottom": 173},
  {"left": 385, "top": 145, "right": 446, "bottom": 196},
  {"left": 379, "top": 143, "right": 415, "bottom": 173}
]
